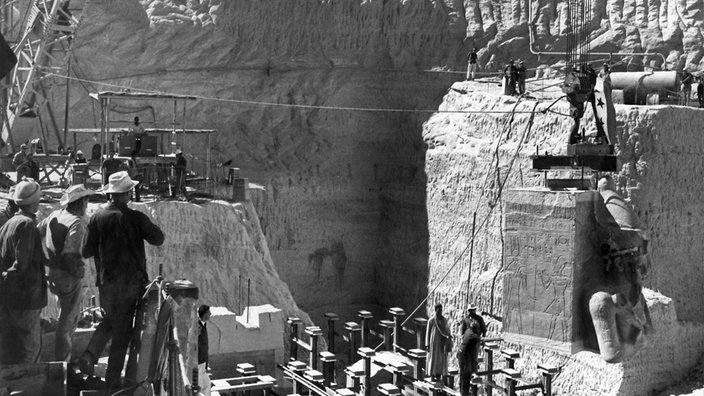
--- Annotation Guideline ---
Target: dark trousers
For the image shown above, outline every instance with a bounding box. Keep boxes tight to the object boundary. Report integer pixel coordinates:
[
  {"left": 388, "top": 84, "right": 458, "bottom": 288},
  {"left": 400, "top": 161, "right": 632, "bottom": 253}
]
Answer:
[
  {"left": 458, "top": 344, "right": 480, "bottom": 396},
  {"left": 0, "top": 304, "right": 42, "bottom": 365},
  {"left": 84, "top": 282, "right": 142, "bottom": 388},
  {"left": 174, "top": 169, "right": 187, "bottom": 198}
]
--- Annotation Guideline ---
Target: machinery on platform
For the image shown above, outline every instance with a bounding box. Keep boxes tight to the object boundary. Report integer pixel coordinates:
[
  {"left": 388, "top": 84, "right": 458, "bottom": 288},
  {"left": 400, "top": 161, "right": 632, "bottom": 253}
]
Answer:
[{"left": 529, "top": 0, "right": 622, "bottom": 189}]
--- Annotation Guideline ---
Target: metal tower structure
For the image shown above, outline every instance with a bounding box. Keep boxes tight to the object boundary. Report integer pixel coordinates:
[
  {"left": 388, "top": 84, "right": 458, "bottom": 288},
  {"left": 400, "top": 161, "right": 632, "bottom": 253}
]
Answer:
[{"left": 1, "top": 0, "right": 84, "bottom": 153}]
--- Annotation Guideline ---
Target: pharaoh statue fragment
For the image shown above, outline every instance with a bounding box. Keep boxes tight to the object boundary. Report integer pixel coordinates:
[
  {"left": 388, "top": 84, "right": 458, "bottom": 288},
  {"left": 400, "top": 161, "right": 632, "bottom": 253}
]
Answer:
[{"left": 589, "top": 176, "right": 653, "bottom": 363}]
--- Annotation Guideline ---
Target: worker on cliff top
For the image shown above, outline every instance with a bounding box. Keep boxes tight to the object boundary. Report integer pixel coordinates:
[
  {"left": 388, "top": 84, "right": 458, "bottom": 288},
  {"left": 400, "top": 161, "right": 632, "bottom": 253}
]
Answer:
[
  {"left": 457, "top": 304, "right": 487, "bottom": 396},
  {"left": 0, "top": 178, "right": 46, "bottom": 365},
  {"left": 77, "top": 171, "right": 164, "bottom": 392},
  {"left": 681, "top": 69, "right": 694, "bottom": 106},
  {"left": 516, "top": 60, "right": 527, "bottom": 95},
  {"left": 466, "top": 47, "right": 478, "bottom": 81},
  {"left": 503, "top": 60, "right": 517, "bottom": 96},
  {"left": 426, "top": 303, "right": 452, "bottom": 386},
  {"left": 38, "top": 184, "right": 95, "bottom": 361}
]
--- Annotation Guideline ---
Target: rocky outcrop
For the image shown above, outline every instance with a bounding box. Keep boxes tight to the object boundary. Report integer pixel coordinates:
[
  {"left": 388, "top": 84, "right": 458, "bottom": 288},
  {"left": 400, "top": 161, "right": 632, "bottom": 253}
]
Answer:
[
  {"left": 422, "top": 82, "right": 704, "bottom": 393},
  {"left": 7, "top": 3, "right": 704, "bottom": 387}
]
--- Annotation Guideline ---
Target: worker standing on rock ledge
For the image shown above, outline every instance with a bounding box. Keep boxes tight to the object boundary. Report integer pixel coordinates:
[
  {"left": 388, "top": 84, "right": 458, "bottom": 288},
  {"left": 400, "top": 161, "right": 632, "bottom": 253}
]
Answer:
[
  {"left": 466, "top": 47, "right": 478, "bottom": 81},
  {"left": 516, "top": 60, "right": 527, "bottom": 95},
  {"left": 681, "top": 69, "right": 694, "bottom": 106},
  {"left": 76, "top": 171, "right": 164, "bottom": 393}
]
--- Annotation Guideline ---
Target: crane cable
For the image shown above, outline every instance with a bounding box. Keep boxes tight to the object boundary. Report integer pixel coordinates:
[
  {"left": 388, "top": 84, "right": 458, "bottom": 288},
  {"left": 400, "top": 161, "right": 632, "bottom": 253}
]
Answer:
[
  {"left": 372, "top": 98, "right": 541, "bottom": 351},
  {"left": 43, "top": 71, "right": 569, "bottom": 116}
]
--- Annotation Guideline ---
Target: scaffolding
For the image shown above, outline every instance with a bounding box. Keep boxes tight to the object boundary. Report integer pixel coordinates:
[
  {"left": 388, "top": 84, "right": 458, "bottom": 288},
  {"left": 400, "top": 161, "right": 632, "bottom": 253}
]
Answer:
[{"left": 1, "top": 0, "right": 85, "bottom": 154}]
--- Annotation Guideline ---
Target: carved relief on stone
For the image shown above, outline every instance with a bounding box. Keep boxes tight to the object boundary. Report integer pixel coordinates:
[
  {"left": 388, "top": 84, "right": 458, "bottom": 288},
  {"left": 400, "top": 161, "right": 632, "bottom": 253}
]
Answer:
[{"left": 589, "top": 177, "right": 653, "bottom": 363}]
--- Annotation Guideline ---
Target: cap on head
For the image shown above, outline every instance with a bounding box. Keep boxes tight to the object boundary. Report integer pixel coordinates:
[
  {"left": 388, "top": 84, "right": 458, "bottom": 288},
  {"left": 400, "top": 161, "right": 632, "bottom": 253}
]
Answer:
[
  {"left": 103, "top": 170, "right": 139, "bottom": 194},
  {"left": 468, "top": 304, "right": 479, "bottom": 311},
  {"left": 12, "top": 178, "right": 41, "bottom": 206},
  {"left": 76, "top": 150, "right": 84, "bottom": 156},
  {"left": 60, "top": 184, "right": 96, "bottom": 206},
  {"left": 175, "top": 149, "right": 183, "bottom": 155}
]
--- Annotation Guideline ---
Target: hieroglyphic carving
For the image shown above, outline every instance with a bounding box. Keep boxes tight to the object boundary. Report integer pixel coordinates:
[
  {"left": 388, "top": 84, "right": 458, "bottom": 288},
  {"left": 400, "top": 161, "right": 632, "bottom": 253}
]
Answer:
[{"left": 503, "top": 191, "right": 582, "bottom": 349}]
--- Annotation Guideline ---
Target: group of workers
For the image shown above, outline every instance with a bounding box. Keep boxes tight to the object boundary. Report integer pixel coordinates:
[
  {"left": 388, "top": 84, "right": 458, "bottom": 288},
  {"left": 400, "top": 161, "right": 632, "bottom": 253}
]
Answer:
[
  {"left": 0, "top": 167, "right": 200, "bottom": 393},
  {"left": 426, "top": 303, "right": 487, "bottom": 396},
  {"left": 680, "top": 69, "right": 704, "bottom": 108},
  {"left": 0, "top": 172, "right": 162, "bottom": 393},
  {"left": 502, "top": 60, "right": 528, "bottom": 96}
]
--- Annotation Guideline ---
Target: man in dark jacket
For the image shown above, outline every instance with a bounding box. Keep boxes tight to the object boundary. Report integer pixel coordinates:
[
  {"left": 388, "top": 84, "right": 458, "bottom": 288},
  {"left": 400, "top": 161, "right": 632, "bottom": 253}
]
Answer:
[
  {"left": 197, "top": 304, "right": 211, "bottom": 395},
  {"left": 504, "top": 60, "right": 517, "bottom": 95},
  {"left": 173, "top": 149, "right": 188, "bottom": 199},
  {"left": 457, "top": 305, "right": 487, "bottom": 396},
  {"left": 516, "top": 60, "right": 527, "bottom": 95},
  {"left": 0, "top": 178, "right": 46, "bottom": 364},
  {"left": 466, "top": 47, "right": 478, "bottom": 81},
  {"left": 78, "top": 171, "right": 164, "bottom": 392}
]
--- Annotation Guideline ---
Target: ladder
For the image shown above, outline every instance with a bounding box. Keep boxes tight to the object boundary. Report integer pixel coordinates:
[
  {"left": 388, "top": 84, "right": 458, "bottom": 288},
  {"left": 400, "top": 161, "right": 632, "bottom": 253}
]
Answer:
[{"left": 1, "top": 0, "right": 85, "bottom": 153}]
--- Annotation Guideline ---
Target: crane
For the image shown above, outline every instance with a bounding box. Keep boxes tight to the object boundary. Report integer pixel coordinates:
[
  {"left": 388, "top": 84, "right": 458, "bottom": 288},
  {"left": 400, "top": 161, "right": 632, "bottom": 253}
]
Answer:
[
  {"left": 1, "top": 0, "right": 85, "bottom": 154},
  {"left": 531, "top": 0, "right": 618, "bottom": 186}
]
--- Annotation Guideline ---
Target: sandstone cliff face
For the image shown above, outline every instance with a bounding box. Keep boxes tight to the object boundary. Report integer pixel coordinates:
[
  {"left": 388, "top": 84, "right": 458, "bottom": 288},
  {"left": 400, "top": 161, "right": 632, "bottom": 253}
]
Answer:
[
  {"left": 33, "top": 0, "right": 704, "bottom": 327},
  {"left": 9, "top": 1, "right": 704, "bottom": 382},
  {"left": 38, "top": 199, "right": 312, "bottom": 329},
  {"left": 422, "top": 83, "right": 704, "bottom": 393}
]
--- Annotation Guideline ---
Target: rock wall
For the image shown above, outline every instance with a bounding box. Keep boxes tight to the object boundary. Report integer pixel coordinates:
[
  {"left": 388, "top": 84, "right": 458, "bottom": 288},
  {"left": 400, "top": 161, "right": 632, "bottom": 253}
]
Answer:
[
  {"left": 422, "top": 83, "right": 704, "bottom": 393},
  {"left": 6, "top": 3, "right": 704, "bottom": 389},
  {"left": 36, "top": 198, "right": 312, "bottom": 329},
  {"left": 44, "top": 0, "right": 466, "bottom": 325},
  {"left": 7, "top": 0, "right": 700, "bottom": 324}
]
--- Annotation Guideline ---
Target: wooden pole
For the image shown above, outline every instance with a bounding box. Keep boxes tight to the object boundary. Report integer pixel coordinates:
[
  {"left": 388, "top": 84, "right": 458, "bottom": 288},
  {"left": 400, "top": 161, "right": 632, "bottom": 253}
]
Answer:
[
  {"left": 246, "top": 278, "right": 251, "bottom": 323},
  {"left": 465, "top": 212, "right": 477, "bottom": 311}
]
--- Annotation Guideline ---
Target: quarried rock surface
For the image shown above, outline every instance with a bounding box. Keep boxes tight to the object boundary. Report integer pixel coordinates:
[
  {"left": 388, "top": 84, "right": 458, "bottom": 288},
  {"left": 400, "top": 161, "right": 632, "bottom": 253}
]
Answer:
[
  {"left": 423, "top": 82, "right": 704, "bottom": 394},
  {"left": 36, "top": 198, "right": 312, "bottom": 330}
]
